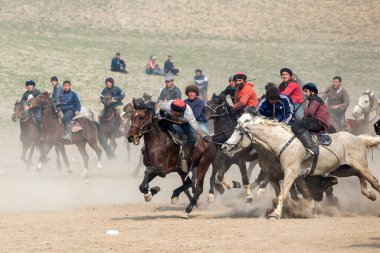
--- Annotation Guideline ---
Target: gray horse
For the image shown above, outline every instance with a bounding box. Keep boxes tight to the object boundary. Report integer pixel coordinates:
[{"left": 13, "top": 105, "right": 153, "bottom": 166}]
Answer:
[{"left": 222, "top": 113, "right": 380, "bottom": 219}]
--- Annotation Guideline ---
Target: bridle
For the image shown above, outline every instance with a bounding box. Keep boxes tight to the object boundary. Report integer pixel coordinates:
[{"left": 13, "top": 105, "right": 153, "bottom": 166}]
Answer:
[
  {"left": 206, "top": 101, "right": 230, "bottom": 118},
  {"left": 224, "top": 123, "right": 254, "bottom": 152},
  {"left": 130, "top": 111, "right": 155, "bottom": 137},
  {"left": 355, "top": 93, "right": 379, "bottom": 122}
]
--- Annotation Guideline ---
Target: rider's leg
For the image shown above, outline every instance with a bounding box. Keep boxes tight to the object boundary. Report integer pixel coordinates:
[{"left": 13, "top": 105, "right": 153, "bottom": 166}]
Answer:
[
  {"left": 62, "top": 110, "right": 74, "bottom": 140},
  {"left": 179, "top": 123, "right": 197, "bottom": 173},
  {"left": 32, "top": 108, "right": 42, "bottom": 132},
  {"left": 115, "top": 105, "right": 126, "bottom": 132},
  {"left": 291, "top": 119, "right": 319, "bottom": 155}
]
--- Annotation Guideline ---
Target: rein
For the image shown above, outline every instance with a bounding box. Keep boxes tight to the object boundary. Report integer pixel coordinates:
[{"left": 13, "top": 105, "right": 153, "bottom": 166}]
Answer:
[
  {"left": 101, "top": 108, "right": 115, "bottom": 122},
  {"left": 130, "top": 115, "right": 156, "bottom": 137},
  {"left": 206, "top": 101, "right": 230, "bottom": 118}
]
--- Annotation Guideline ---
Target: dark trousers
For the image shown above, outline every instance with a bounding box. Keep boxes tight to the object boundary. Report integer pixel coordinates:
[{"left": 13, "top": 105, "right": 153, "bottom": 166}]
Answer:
[
  {"left": 62, "top": 110, "right": 75, "bottom": 123},
  {"left": 291, "top": 117, "right": 323, "bottom": 136},
  {"left": 30, "top": 108, "right": 41, "bottom": 125}
]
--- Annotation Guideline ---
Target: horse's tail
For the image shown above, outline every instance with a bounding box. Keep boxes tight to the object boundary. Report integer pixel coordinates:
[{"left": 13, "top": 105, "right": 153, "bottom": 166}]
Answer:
[
  {"left": 94, "top": 122, "right": 116, "bottom": 159},
  {"left": 358, "top": 135, "right": 380, "bottom": 148}
]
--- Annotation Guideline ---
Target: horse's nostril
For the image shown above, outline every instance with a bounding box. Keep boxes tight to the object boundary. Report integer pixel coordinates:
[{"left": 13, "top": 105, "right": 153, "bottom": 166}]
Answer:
[{"left": 127, "top": 136, "right": 134, "bottom": 143}]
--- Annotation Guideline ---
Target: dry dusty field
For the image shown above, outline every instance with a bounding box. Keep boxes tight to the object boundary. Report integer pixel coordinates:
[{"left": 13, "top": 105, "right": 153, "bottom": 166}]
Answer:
[{"left": 1, "top": 0, "right": 380, "bottom": 252}]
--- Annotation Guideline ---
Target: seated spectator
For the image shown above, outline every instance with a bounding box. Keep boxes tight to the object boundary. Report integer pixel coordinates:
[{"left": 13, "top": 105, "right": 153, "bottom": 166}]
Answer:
[
  {"left": 111, "top": 52, "right": 127, "bottom": 73},
  {"left": 184, "top": 85, "right": 209, "bottom": 134},
  {"left": 146, "top": 55, "right": 165, "bottom": 76},
  {"left": 194, "top": 69, "right": 208, "bottom": 100},
  {"left": 164, "top": 55, "right": 179, "bottom": 75}
]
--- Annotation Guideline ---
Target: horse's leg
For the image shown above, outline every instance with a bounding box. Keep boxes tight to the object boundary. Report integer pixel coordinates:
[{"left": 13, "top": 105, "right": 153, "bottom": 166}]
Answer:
[
  {"left": 171, "top": 172, "right": 193, "bottom": 204},
  {"left": 252, "top": 169, "right": 267, "bottom": 194},
  {"left": 58, "top": 145, "right": 71, "bottom": 174},
  {"left": 139, "top": 166, "right": 162, "bottom": 202},
  {"left": 351, "top": 159, "right": 380, "bottom": 196},
  {"left": 269, "top": 166, "right": 299, "bottom": 220},
  {"left": 88, "top": 140, "right": 103, "bottom": 175},
  {"left": 237, "top": 160, "right": 252, "bottom": 202},
  {"left": 247, "top": 160, "right": 258, "bottom": 181},
  {"left": 76, "top": 143, "right": 89, "bottom": 178},
  {"left": 216, "top": 158, "right": 236, "bottom": 189},
  {"left": 54, "top": 145, "right": 62, "bottom": 170},
  {"left": 21, "top": 143, "right": 27, "bottom": 163},
  {"left": 125, "top": 138, "right": 131, "bottom": 161},
  {"left": 38, "top": 142, "right": 53, "bottom": 171},
  {"left": 358, "top": 176, "right": 377, "bottom": 201},
  {"left": 27, "top": 145, "right": 35, "bottom": 170},
  {"left": 208, "top": 162, "right": 218, "bottom": 203}
]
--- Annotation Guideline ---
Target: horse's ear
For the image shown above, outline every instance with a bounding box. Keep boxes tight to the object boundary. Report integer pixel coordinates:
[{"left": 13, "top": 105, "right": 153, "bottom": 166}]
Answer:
[
  {"left": 370, "top": 91, "right": 375, "bottom": 97},
  {"left": 132, "top": 98, "right": 138, "bottom": 110},
  {"left": 212, "top": 93, "right": 216, "bottom": 98},
  {"left": 219, "top": 91, "right": 226, "bottom": 101}
]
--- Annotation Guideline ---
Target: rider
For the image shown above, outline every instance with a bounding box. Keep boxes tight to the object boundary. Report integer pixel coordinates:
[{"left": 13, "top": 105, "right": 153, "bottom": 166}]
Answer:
[
  {"left": 222, "top": 75, "right": 237, "bottom": 104},
  {"left": 100, "top": 77, "right": 125, "bottom": 129},
  {"left": 51, "top": 76, "right": 63, "bottom": 109},
  {"left": 184, "top": 85, "right": 209, "bottom": 134},
  {"left": 291, "top": 83, "right": 329, "bottom": 175},
  {"left": 21, "top": 80, "right": 42, "bottom": 128},
  {"left": 157, "top": 75, "right": 182, "bottom": 102},
  {"left": 159, "top": 99, "right": 210, "bottom": 173},
  {"left": 231, "top": 71, "right": 258, "bottom": 115},
  {"left": 59, "top": 80, "right": 81, "bottom": 140},
  {"left": 278, "top": 68, "right": 304, "bottom": 120},
  {"left": 321, "top": 76, "right": 350, "bottom": 131},
  {"left": 258, "top": 86, "right": 294, "bottom": 124}
]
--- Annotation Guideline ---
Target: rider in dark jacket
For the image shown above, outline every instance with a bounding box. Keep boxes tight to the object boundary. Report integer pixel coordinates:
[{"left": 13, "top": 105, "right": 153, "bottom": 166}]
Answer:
[
  {"left": 51, "top": 76, "right": 63, "bottom": 108},
  {"left": 100, "top": 77, "right": 125, "bottom": 130},
  {"left": 21, "top": 80, "right": 42, "bottom": 127},
  {"left": 59, "top": 80, "right": 81, "bottom": 140}
]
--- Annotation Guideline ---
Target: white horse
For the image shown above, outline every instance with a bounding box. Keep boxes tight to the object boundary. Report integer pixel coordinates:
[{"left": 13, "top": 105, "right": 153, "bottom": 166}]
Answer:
[
  {"left": 222, "top": 113, "right": 380, "bottom": 219},
  {"left": 346, "top": 90, "right": 379, "bottom": 135}
]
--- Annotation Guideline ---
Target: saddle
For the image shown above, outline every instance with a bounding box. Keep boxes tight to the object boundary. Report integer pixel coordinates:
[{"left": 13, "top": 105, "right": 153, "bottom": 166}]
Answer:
[
  {"left": 56, "top": 108, "right": 83, "bottom": 133},
  {"left": 312, "top": 134, "right": 332, "bottom": 146}
]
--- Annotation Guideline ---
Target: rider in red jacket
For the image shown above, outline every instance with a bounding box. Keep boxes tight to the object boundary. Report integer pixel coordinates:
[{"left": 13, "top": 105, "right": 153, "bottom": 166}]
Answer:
[{"left": 231, "top": 72, "right": 258, "bottom": 115}]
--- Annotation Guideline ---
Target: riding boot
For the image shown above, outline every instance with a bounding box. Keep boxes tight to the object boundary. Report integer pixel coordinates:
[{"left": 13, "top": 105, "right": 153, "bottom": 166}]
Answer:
[
  {"left": 116, "top": 111, "right": 125, "bottom": 134},
  {"left": 297, "top": 131, "right": 319, "bottom": 175},
  {"left": 180, "top": 145, "right": 192, "bottom": 173},
  {"left": 62, "top": 122, "right": 72, "bottom": 141}
]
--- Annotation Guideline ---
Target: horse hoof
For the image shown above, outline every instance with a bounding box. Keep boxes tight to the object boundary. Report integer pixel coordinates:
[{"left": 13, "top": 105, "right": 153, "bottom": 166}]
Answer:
[
  {"left": 267, "top": 213, "right": 280, "bottom": 220},
  {"left": 368, "top": 192, "right": 377, "bottom": 201},
  {"left": 208, "top": 193, "right": 215, "bottom": 203},
  {"left": 214, "top": 184, "right": 225, "bottom": 195},
  {"left": 179, "top": 212, "right": 190, "bottom": 219},
  {"left": 144, "top": 192, "right": 152, "bottom": 202},
  {"left": 171, "top": 196, "right": 179, "bottom": 204},
  {"left": 246, "top": 197, "right": 253, "bottom": 203},
  {"left": 150, "top": 186, "right": 161, "bottom": 196},
  {"left": 232, "top": 181, "right": 241, "bottom": 188}
]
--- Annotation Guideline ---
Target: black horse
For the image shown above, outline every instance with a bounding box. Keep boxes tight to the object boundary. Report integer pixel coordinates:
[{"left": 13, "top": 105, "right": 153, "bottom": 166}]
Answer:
[
  {"left": 375, "top": 118, "right": 380, "bottom": 135},
  {"left": 205, "top": 93, "right": 265, "bottom": 202}
]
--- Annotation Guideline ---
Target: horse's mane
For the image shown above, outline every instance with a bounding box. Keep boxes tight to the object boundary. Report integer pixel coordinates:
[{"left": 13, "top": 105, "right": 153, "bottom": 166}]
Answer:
[{"left": 254, "top": 116, "right": 292, "bottom": 132}]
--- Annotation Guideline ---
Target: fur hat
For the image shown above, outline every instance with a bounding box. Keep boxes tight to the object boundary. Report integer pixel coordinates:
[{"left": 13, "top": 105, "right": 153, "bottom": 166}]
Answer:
[
  {"left": 170, "top": 99, "right": 186, "bottom": 112},
  {"left": 265, "top": 86, "right": 280, "bottom": 100},
  {"left": 105, "top": 77, "right": 114, "bottom": 85},
  {"left": 280, "top": 68, "right": 293, "bottom": 77},
  {"left": 303, "top": 83, "right": 318, "bottom": 94},
  {"left": 185, "top": 85, "right": 199, "bottom": 96},
  {"left": 233, "top": 71, "right": 247, "bottom": 81},
  {"left": 25, "top": 80, "right": 35, "bottom": 87}
]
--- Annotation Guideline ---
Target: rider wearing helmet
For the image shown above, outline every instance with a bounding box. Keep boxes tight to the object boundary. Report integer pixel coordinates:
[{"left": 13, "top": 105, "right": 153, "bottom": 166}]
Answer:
[
  {"left": 21, "top": 80, "right": 42, "bottom": 128},
  {"left": 159, "top": 99, "right": 210, "bottom": 173},
  {"left": 278, "top": 68, "right": 304, "bottom": 120},
  {"left": 231, "top": 71, "right": 258, "bottom": 115},
  {"left": 100, "top": 77, "right": 125, "bottom": 129},
  {"left": 291, "top": 83, "right": 329, "bottom": 175},
  {"left": 258, "top": 86, "right": 294, "bottom": 124},
  {"left": 59, "top": 80, "right": 81, "bottom": 140}
]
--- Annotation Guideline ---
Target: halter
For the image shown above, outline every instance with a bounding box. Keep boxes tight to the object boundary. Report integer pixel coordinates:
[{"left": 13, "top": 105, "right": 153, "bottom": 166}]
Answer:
[
  {"left": 224, "top": 123, "right": 254, "bottom": 152},
  {"left": 130, "top": 112, "right": 155, "bottom": 137},
  {"left": 355, "top": 92, "right": 379, "bottom": 122},
  {"left": 206, "top": 101, "right": 230, "bottom": 118}
]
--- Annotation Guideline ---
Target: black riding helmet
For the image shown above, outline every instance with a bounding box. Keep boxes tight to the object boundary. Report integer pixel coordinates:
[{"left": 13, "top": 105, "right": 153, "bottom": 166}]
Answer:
[{"left": 25, "top": 80, "right": 36, "bottom": 87}]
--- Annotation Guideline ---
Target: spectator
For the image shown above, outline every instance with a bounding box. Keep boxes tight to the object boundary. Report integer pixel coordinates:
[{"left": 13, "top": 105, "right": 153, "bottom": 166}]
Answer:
[
  {"left": 146, "top": 55, "right": 165, "bottom": 76},
  {"left": 111, "top": 52, "right": 127, "bottom": 73},
  {"left": 164, "top": 55, "right": 179, "bottom": 75},
  {"left": 194, "top": 69, "right": 208, "bottom": 100},
  {"left": 157, "top": 75, "right": 182, "bottom": 102}
]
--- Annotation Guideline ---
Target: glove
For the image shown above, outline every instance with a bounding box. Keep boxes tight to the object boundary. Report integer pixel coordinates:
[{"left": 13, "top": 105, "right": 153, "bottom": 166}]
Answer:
[{"left": 203, "top": 135, "right": 212, "bottom": 142}]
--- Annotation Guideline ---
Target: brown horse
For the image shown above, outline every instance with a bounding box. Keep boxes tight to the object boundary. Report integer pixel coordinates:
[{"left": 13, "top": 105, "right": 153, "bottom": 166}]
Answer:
[
  {"left": 127, "top": 98, "right": 216, "bottom": 217},
  {"left": 99, "top": 94, "right": 124, "bottom": 151},
  {"left": 28, "top": 92, "right": 115, "bottom": 177},
  {"left": 12, "top": 100, "right": 66, "bottom": 170}
]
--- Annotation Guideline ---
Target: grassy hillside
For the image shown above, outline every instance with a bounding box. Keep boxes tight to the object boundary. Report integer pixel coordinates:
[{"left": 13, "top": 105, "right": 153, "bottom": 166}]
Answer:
[{"left": 1, "top": 0, "right": 379, "bottom": 127}]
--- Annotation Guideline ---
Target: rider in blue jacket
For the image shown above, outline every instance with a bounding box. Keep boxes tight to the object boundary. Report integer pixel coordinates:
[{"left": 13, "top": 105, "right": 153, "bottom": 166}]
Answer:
[
  {"left": 59, "top": 80, "right": 81, "bottom": 140},
  {"left": 100, "top": 77, "right": 125, "bottom": 130},
  {"left": 21, "top": 80, "right": 42, "bottom": 128},
  {"left": 258, "top": 86, "right": 294, "bottom": 124}
]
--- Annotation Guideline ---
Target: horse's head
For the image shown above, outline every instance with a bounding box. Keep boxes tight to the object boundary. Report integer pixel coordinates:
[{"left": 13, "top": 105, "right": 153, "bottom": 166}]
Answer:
[
  {"left": 12, "top": 100, "right": 25, "bottom": 122},
  {"left": 352, "top": 90, "right": 376, "bottom": 119},
  {"left": 102, "top": 93, "right": 114, "bottom": 107},
  {"left": 127, "top": 97, "right": 155, "bottom": 145},
  {"left": 28, "top": 92, "right": 51, "bottom": 107},
  {"left": 205, "top": 92, "right": 230, "bottom": 120},
  {"left": 221, "top": 113, "right": 254, "bottom": 157},
  {"left": 142, "top": 92, "right": 152, "bottom": 102}
]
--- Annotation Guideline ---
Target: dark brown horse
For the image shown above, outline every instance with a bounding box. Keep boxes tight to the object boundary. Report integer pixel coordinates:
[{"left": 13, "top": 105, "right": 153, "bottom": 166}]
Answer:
[
  {"left": 28, "top": 92, "right": 115, "bottom": 177},
  {"left": 12, "top": 100, "right": 65, "bottom": 170},
  {"left": 99, "top": 94, "right": 123, "bottom": 151},
  {"left": 127, "top": 98, "right": 216, "bottom": 217}
]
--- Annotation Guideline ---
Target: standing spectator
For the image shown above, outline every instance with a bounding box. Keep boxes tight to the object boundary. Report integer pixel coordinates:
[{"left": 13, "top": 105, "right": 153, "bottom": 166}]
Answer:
[
  {"left": 146, "top": 55, "right": 165, "bottom": 76},
  {"left": 111, "top": 52, "right": 127, "bottom": 73},
  {"left": 184, "top": 85, "right": 209, "bottom": 134},
  {"left": 278, "top": 68, "right": 304, "bottom": 120},
  {"left": 164, "top": 55, "right": 179, "bottom": 75},
  {"left": 157, "top": 75, "right": 182, "bottom": 102},
  {"left": 194, "top": 69, "right": 208, "bottom": 100},
  {"left": 320, "top": 76, "right": 350, "bottom": 131}
]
